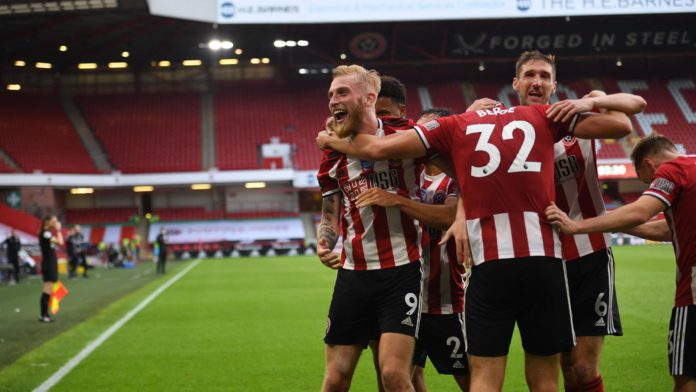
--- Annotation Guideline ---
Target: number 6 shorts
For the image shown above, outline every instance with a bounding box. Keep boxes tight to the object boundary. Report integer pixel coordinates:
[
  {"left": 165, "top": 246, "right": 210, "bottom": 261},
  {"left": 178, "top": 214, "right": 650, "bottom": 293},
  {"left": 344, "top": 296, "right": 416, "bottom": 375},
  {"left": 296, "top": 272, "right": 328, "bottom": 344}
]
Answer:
[
  {"left": 565, "top": 248, "right": 623, "bottom": 337},
  {"left": 324, "top": 260, "right": 423, "bottom": 346}
]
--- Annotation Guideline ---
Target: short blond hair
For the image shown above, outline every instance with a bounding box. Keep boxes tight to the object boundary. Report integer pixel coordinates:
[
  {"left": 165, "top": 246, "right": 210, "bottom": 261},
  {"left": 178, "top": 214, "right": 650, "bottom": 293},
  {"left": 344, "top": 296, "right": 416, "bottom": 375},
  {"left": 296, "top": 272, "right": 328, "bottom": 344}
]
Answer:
[{"left": 332, "top": 65, "right": 381, "bottom": 96}]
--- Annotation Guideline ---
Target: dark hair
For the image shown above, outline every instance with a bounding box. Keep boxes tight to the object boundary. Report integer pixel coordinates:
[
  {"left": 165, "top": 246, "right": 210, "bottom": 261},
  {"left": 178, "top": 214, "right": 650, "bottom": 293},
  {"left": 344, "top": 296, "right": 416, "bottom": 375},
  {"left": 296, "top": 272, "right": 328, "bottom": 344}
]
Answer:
[
  {"left": 378, "top": 75, "right": 406, "bottom": 105},
  {"left": 630, "top": 133, "right": 678, "bottom": 167},
  {"left": 515, "top": 50, "right": 556, "bottom": 78},
  {"left": 420, "top": 107, "right": 453, "bottom": 118}
]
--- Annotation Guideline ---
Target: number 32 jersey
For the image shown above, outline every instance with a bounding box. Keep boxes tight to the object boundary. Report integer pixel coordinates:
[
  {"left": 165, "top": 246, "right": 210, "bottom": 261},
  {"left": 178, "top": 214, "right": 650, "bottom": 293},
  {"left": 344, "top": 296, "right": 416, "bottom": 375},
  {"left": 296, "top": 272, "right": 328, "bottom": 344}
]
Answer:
[{"left": 414, "top": 105, "right": 576, "bottom": 265}]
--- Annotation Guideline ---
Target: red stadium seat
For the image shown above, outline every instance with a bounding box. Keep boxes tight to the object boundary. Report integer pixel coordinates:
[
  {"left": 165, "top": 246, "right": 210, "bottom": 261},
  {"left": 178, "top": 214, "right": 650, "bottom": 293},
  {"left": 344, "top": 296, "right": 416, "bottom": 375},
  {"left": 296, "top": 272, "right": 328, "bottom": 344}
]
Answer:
[
  {"left": 0, "top": 94, "right": 99, "bottom": 173},
  {"left": 77, "top": 93, "right": 202, "bottom": 173}
]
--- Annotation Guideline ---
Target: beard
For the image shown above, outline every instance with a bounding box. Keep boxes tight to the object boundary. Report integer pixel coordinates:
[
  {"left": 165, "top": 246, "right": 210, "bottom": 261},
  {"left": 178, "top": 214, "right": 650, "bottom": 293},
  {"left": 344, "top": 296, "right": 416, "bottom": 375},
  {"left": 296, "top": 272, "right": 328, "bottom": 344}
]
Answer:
[{"left": 331, "top": 99, "right": 366, "bottom": 138}]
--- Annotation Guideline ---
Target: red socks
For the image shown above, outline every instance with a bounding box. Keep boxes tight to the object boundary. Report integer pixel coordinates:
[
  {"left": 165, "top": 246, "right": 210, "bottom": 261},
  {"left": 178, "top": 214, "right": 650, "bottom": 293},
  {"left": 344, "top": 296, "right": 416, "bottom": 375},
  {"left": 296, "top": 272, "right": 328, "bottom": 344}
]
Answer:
[{"left": 577, "top": 376, "right": 604, "bottom": 392}]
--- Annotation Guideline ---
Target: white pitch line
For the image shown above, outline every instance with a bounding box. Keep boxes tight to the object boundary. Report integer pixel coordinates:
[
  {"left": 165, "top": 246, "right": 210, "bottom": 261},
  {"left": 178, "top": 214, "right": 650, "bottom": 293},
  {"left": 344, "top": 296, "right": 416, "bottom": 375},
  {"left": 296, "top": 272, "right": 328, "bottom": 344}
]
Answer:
[{"left": 33, "top": 259, "right": 202, "bottom": 392}]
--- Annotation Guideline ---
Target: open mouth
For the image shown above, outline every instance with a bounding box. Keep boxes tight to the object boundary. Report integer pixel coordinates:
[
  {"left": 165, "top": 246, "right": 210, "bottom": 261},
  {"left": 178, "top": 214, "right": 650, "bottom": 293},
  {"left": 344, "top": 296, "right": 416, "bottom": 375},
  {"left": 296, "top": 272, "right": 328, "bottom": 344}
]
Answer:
[
  {"left": 333, "top": 109, "right": 348, "bottom": 123},
  {"left": 527, "top": 90, "right": 543, "bottom": 99}
]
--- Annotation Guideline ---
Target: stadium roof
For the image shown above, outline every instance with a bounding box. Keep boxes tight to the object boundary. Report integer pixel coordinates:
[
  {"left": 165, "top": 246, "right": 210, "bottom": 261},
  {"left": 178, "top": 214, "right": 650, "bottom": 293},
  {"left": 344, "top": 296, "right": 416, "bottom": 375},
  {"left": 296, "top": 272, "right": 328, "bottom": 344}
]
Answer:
[{"left": 0, "top": 3, "right": 694, "bottom": 78}]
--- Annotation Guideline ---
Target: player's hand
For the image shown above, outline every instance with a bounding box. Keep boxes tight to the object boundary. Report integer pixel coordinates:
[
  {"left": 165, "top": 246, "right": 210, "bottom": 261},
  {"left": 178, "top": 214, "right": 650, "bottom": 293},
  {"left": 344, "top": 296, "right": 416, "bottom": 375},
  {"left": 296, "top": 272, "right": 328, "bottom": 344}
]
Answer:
[
  {"left": 316, "top": 129, "right": 337, "bottom": 150},
  {"left": 317, "top": 237, "right": 340, "bottom": 269},
  {"left": 466, "top": 98, "right": 499, "bottom": 113},
  {"left": 546, "top": 98, "right": 595, "bottom": 123},
  {"left": 544, "top": 202, "right": 578, "bottom": 235},
  {"left": 356, "top": 188, "right": 399, "bottom": 208},
  {"left": 582, "top": 90, "right": 607, "bottom": 99},
  {"left": 54, "top": 221, "right": 62, "bottom": 231},
  {"left": 440, "top": 219, "right": 472, "bottom": 269}
]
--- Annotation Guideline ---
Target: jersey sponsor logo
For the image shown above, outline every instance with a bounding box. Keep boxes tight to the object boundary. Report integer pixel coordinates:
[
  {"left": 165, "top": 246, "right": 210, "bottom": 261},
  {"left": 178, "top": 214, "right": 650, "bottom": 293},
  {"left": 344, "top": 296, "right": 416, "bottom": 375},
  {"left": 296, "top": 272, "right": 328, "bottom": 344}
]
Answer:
[
  {"left": 562, "top": 135, "right": 576, "bottom": 146},
  {"left": 554, "top": 155, "right": 581, "bottom": 183},
  {"left": 422, "top": 120, "right": 440, "bottom": 131},
  {"left": 388, "top": 159, "right": 402, "bottom": 168},
  {"left": 475, "top": 106, "right": 516, "bottom": 117},
  {"left": 360, "top": 160, "right": 374, "bottom": 170},
  {"left": 650, "top": 177, "right": 675, "bottom": 195},
  {"left": 341, "top": 169, "right": 401, "bottom": 201}
]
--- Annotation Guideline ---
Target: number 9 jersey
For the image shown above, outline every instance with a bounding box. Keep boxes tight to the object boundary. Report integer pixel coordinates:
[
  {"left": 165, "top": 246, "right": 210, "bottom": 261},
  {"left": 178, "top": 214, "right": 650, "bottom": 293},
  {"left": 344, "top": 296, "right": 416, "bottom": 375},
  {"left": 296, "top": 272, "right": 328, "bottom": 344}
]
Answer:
[{"left": 414, "top": 105, "right": 577, "bottom": 265}]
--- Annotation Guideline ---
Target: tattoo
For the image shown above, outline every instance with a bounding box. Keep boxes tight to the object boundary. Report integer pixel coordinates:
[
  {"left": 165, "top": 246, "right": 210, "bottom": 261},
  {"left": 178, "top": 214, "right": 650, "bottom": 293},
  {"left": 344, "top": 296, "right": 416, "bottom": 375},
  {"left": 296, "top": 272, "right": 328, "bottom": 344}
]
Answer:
[
  {"left": 319, "top": 195, "right": 340, "bottom": 250},
  {"left": 319, "top": 225, "right": 338, "bottom": 250}
]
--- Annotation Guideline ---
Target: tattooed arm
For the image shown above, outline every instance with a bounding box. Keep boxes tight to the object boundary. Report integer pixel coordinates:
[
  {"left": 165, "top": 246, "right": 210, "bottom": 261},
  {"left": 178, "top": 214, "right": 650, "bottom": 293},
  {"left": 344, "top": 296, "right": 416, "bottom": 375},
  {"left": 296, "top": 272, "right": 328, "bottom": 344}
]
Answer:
[{"left": 317, "top": 192, "right": 342, "bottom": 269}]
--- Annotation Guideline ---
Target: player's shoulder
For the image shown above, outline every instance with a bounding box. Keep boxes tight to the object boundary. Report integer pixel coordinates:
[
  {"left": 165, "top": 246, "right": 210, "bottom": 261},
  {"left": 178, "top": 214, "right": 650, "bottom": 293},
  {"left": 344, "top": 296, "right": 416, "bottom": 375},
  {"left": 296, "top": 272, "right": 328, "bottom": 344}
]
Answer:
[
  {"left": 381, "top": 116, "right": 416, "bottom": 132},
  {"left": 321, "top": 147, "right": 344, "bottom": 162},
  {"left": 658, "top": 155, "right": 696, "bottom": 176}
]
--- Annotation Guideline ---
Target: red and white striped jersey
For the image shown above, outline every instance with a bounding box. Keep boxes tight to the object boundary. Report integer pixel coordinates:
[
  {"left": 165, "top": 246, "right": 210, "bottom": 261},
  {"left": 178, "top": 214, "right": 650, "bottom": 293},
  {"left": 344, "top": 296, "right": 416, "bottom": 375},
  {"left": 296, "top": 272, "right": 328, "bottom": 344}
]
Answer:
[
  {"left": 419, "top": 171, "right": 464, "bottom": 314},
  {"left": 553, "top": 137, "right": 611, "bottom": 261},
  {"left": 643, "top": 155, "right": 696, "bottom": 307},
  {"left": 415, "top": 105, "right": 576, "bottom": 265},
  {"left": 317, "top": 118, "right": 424, "bottom": 271}
]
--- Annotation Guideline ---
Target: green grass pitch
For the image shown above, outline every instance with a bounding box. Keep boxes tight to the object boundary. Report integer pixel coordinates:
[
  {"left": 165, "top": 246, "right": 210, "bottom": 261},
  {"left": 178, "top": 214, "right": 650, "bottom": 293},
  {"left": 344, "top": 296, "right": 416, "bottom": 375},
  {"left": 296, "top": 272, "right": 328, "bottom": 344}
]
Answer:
[{"left": 0, "top": 244, "right": 676, "bottom": 391}]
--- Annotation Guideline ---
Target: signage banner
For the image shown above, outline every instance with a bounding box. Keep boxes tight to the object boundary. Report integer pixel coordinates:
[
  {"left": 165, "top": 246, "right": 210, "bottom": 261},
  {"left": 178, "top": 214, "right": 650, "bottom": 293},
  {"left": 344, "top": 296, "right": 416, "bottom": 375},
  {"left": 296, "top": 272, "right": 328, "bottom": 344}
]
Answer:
[
  {"left": 148, "top": 0, "right": 696, "bottom": 25},
  {"left": 449, "top": 23, "right": 696, "bottom": 57},
  {"left": 149, "top": 219, "right": 306, "bottom": 244}
]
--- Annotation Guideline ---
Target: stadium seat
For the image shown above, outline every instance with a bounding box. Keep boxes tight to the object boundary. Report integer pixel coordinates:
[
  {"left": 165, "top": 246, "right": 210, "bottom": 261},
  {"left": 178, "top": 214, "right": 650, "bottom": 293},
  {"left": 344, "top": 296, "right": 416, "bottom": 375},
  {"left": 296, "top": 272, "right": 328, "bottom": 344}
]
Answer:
[
  {"left": 65, "top": 208, "right": 138, "bottom": 224},
  {"left": 0, "top": 94, "right": 99, "bottom": 173},
  {"left": 77, "top": 93, "right": 202, "bottom": 173}
]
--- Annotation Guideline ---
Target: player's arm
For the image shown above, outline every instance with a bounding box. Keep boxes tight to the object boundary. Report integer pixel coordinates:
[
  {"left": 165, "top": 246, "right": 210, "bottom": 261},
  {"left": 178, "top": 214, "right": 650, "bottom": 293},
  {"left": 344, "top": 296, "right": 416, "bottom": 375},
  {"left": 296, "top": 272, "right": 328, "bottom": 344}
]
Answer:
[
  {"left": 545, "top": 195, "right": 666, "bottom": 235},
  {"left": 622, "top": 220, "right": 672, "bottom": 242},
  {"left": 317, "top": 192, "right": 341, "bottom": 269},
  {"left": 316, "top": 129, "right": 426, "bottom": 161},
  {"left": 356, "top": 188, "right": 456, "bottom": 230},
  {"left": 51, "top": 221, "right": 64, "bottom": 246},
  {"left": 441, "top": 196, "right": 471, "bottom": 267},
  {"left": 547, "top": 92, "right": 646, "bottom": 122},
  {"left": 571, "top": 110, "right": 633, "bottom": 140}
]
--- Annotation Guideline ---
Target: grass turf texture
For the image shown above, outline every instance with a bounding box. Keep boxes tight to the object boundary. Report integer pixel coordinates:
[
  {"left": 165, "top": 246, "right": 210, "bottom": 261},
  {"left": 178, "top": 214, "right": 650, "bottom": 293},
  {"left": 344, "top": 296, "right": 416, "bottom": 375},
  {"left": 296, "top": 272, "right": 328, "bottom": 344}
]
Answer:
[{"left": 0, "top": 245, "right": 675, "bottom": 391}]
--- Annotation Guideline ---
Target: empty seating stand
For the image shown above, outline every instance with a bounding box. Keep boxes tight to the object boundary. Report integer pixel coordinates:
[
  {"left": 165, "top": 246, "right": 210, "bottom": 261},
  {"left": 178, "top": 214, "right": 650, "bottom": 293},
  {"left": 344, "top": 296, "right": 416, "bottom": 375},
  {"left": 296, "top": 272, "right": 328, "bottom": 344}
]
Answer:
[
  {"left": 77, "top": 93, "right": 202, "bottom": 173},
  {"left": 65, "top": 207, "right": 138, "bottom": 225},
  {"left": 215, "top": 81, "right": 328, "bottom": 171},
  {"left": 0, "top": 94, "right": 98, "bottom": 173}
]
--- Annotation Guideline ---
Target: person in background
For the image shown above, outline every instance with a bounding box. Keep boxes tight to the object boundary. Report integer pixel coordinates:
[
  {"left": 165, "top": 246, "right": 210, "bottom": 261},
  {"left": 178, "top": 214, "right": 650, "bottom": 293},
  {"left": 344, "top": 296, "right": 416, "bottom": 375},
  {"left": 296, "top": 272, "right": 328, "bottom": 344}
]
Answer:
[
  {"left": 38, "top": 216, "right": 63, "bottom": 323},
  {"left": 3, "top": 229, "right": 22, "bottom": 284},
  {"left": 65, "top": 227, "right": 77, "bottom": 279},
  {"left": 156, "top": 228, "right": 168, "bottom": 274},
  {"left": 73, "top": 225, "right": 88, "bottom": 278}
]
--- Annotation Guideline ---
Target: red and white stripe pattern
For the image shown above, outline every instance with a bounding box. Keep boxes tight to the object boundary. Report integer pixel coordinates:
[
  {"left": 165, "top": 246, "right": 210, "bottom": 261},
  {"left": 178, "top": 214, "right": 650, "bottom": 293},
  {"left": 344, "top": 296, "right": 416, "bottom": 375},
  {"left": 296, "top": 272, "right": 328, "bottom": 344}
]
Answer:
[
  {"left": 671, "top": 306, "right": 689, "bottom": 376},
  {"left": 413, "top": 105, "right": 575, "bottom": 266},
  {"left": 643, "top": 155, "right": 696, "bottom": 307},
  {"left": 466, "top": 212, "right": 562, "bottom": 265},
  {"left": 419, "top": 172, "right": 464, "bottom": 314},
  {"left": 553, "top": 137, "right": 611, "bottom": 261},
  {"left": 318, "top": 118, "right": 423, "bottom": 270}
]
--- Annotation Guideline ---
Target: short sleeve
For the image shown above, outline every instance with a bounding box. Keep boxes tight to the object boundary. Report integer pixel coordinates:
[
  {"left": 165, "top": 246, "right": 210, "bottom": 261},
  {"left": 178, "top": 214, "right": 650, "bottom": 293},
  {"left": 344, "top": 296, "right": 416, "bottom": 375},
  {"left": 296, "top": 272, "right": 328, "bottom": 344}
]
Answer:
[
  {"left": 317, "top": 149, "right": 341, "bottom": 198},
  {"left": 533, "top": 105, "right": 579, "bottom": 142},
  {"left": 445, "top": 176, "right": 459, "bottom": 198},
  {"left": 413, "top": 115, "right": 459, "bottom": 157},
  {"left": 643, "top": 161, "right": 684, "bottom": 208}
]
